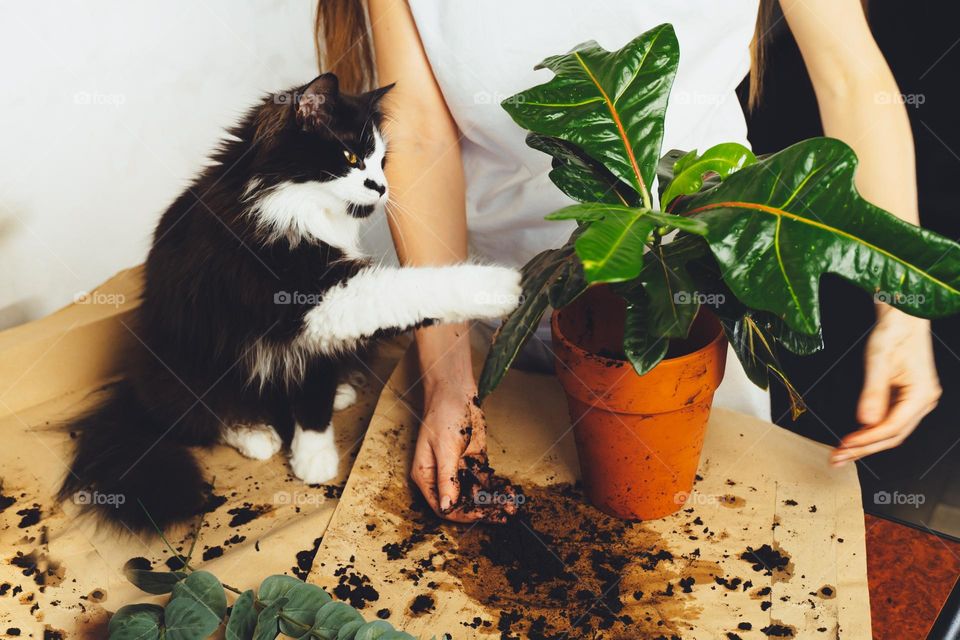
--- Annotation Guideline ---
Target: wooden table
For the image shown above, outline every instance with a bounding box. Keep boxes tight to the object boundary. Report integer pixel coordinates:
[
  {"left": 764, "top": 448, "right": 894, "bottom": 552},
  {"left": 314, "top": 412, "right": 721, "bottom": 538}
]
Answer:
[{"left": 866, "top": 514, "right": 960, "bottom": 639}]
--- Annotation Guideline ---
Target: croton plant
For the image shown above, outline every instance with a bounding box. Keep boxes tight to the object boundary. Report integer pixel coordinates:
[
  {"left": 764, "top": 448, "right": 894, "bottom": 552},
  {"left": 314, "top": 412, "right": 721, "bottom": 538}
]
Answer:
[{"left": 478, "top": 23, "right": 960, "bottom": 413}]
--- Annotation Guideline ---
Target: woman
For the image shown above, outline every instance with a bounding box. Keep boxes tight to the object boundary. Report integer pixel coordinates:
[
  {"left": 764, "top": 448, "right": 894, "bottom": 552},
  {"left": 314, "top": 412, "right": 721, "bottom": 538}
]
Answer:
[{"left": 316, "top": 0, "right": 941, "bottom": 522}]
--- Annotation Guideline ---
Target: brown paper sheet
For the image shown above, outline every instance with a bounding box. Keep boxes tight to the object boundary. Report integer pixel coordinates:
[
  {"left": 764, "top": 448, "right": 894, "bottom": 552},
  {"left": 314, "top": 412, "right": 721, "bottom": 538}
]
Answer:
[
  {"left": 309, "top": 349, "right": 871, "bottom": 639},
  {"left": 0, "top": 269, "right": 407, "bottom": 637}
]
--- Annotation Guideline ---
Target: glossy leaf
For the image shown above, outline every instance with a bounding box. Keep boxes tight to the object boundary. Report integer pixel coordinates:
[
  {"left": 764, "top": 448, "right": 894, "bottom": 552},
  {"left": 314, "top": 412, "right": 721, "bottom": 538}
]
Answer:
[
  {"left": 503, "top": 24, "right": 680, "bottom": 208},
  {"left": 575, "top": 213, "right": 657, "bottom": 283},
  {"left": 621, "top": 286, "right": 669, "bottom": 375},
  {"left": 526, "top": 133, "right": 639, "bottom": 205},
  {"left": 679, "top": 138, "right": 960, "bottom": 333},
  {"left": 545, "top": 202, "right": 708, "bottom": 235},
  {"left": 639, "top": 238, "right": 705, "bottom": 338},
  {"left": 171, "top": 570, "right": 227, "bottom": 621},
  {"left": 225, "top": 590, "right": 258, "bottom": 640},
  {"left": 660, "top": 143, "right": 757, "bottom": 210},
  {"left": 164, "top": 596, "right": 222, "bottom": 640},
  {"left": 108, "top": 604, "right": 164, "bottom": 640},
  {"left": 477, "top": 236, "right": 584, "bottom": 400}
]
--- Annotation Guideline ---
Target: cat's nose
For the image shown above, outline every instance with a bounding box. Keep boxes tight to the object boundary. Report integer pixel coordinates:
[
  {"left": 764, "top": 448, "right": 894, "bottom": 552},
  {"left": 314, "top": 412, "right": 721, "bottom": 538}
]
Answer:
[{"left": 363, "top": 179, "right": 386, "bottom": 196}]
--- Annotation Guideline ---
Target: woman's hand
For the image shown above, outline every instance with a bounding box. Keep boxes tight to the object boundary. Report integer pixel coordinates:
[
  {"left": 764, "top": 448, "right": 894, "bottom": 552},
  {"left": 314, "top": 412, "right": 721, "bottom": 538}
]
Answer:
[
  {"left": 831, "top": 307, "right": 941, "bottom": 466},
  {"left": 411, "top": 381, "right": 490, "bottom": 522}
]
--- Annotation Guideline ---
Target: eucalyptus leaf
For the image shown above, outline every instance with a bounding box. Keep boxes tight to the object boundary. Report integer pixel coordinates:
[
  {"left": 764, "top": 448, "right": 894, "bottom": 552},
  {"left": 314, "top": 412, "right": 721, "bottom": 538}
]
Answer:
[
  {"left": 171, "top": 570, "right": 227, "bottom": 620},
  {"left": 679, "top": 138, "right": 960, "bottom": 333},
  {"left": 311, "top": 600, "right": 364, "bottom": 639},
  {"left": 252, "top": 596, "right": 287, "bottom": 640},
  {"left": 353, "top": 620, "right": 401, "bottom": 640},
  {"left": 278, "top": 582, "right": 332, "bottom": 637},
  {"left": 164, "top": 595, "right": 222, "bottom": 640},
  {"left": 660, "top": 143, "right": 757, "bottom": 210},
  {"left": 336, "top": 619, "right": 365, "bottom": 640},
  {"left": 124, "top": 568, "right": 187, "bottom": 595},
  {"left": 503, "top": 24, "right": 680, "bottom": 208},
  {"left": 225, "top": 590, "right": 257, "bottom": 640},
  {"left": 258, "top": 574, "right": 303, "bottom": 606},
  {"left": 107, "top": 603, "right": 164, "bottom": 640}
]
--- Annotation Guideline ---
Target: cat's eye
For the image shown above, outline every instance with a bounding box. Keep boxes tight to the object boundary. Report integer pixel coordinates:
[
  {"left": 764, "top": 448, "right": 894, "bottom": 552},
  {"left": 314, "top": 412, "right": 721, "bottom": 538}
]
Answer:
[{"left": 343, "top": 150, "right": 358, "bottom": 165}]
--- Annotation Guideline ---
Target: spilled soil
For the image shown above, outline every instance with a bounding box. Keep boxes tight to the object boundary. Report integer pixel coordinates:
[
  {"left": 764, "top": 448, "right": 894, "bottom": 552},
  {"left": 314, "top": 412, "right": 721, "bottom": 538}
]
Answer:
[{"left": 376, "top": 480, "right": 723, "bottom": 639}]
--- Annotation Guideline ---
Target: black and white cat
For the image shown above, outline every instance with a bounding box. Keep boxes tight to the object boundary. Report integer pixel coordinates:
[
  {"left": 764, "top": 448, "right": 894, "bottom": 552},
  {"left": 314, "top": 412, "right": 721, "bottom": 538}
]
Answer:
[{"left": 58, "top": 74, "right": 521, "bottom": 532}]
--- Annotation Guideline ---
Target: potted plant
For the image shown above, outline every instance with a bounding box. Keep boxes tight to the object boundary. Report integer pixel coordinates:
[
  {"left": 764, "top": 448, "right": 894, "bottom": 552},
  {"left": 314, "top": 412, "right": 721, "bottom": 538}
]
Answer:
[{"left": 478, "top": 23, "right": 960, "bottom": 521}]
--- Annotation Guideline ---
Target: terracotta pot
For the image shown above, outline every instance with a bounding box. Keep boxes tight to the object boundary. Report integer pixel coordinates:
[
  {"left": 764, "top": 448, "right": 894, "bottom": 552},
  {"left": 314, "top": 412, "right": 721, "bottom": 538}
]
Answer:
[{"left": 551, "top": 286, "right": 727, "bottom": 520}]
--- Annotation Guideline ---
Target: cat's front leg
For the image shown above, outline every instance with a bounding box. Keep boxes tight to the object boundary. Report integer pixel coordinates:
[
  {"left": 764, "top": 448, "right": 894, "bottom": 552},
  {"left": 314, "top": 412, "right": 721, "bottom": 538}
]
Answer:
[
  {"left": 288, "top": 360, "right": 341, "bottom": 485},
  {"left": 300, "top": 264, "right": 521, "bottom": 354}
]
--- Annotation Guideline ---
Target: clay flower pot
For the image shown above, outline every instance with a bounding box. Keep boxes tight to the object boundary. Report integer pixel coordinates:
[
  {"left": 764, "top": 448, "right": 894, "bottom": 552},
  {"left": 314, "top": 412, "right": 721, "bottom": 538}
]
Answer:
[{"left": 551, "top": 286, "right": 727, "bottom": 520}]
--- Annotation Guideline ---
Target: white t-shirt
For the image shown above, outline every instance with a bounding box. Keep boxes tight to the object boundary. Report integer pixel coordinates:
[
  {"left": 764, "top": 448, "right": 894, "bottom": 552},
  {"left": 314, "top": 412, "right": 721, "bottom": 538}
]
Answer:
[{"left": 408, "top": 1, "right": 770, "bottom": 419}]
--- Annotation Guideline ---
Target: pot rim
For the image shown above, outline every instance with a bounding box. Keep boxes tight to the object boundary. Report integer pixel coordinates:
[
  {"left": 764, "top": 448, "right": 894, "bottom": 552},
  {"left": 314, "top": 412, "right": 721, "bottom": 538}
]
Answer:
[{"left": 550, "top": 301, "right": 726, "bottom": 370}]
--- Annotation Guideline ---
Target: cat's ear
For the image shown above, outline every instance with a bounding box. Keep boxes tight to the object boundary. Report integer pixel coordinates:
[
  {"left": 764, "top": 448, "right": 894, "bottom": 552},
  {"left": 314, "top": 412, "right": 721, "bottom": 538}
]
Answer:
[
  {"left": 296, "top": 73, "right": 339, "bottom": 131},
  {"left": 363, "top": 83, "right": 395, "bottom": 109}
]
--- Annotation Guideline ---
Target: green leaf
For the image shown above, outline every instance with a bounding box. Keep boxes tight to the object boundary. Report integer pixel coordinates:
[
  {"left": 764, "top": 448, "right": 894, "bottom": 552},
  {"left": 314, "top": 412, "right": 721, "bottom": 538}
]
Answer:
[
  {"left": 526, "top": 133, "right": 640, "bottom": 205},
  {"left": 311, "top": 601, "right": 364, "bottom": 639},
  {"left": 621, "top": 286, "right": 669, "bottom": 375},
  {"left": 108, "top": 604, "right": 164, "bottom": 640},
  {"left": 545, "top": 203, "right": 708, "bottom": 236},
  {"left": 477, "top": 236, "right": 584, "bottom": 400},
  {"left": 258, "top": 575, "right": 302, "bottom": 607},
  {"left": 278, "top": 582, "right": 332, "bottom": 637},
  {"left": 353, "top": 621, "right": 400, "bottom": 640},
  {"left": 124, "top": 568, "right": 187, "bottom": 595},
  {"left": 335, "top": 619, "right": 364, "bottom": 640},
  {"left": 253, "top": 596, "right": 287, "bottom": 640},
  {"left": 575, "top": 211, "right": 657, "bottom": 283},
  {"left": 171, "top": 570, "right": 227, "bottom": 621},
  {"left": 679, "top": 138, "right": 960, "bottom": 333},
  {"left": 165, "top": 596, "right": 222, "bottom": 640},
  {"left": 226, "top": 590, "right": 258, "bottom": 640},
  {"left": 503, "top": 24, "right": 680, "bottom": 208},
  {"left": 660, "top": 143, "right": 757, "bottom": 209},
  {"left": 639, "top": 239, "right": 705, "bottom": 338}
]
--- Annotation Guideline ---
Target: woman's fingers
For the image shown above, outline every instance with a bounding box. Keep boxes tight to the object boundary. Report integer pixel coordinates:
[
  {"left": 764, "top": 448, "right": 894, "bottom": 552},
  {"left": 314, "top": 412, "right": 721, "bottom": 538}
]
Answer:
[
  {"left": 410, "top": 435, "right": 441, "bottom": 515},
  {"left": 436, "top": 439, "right": 463, "bottom": 513},
  {"left": 856, "top": 343, "right": 892, "bottom": 425},
  {"left": 832, "top": 392, "right": 930, "bottom": 465}
]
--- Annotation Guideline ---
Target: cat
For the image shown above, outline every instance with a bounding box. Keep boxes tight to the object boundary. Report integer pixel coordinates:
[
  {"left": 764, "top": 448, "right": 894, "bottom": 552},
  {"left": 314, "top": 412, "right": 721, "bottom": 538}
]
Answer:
[{"left": 57, "top": 73, "right": 522, "bottom": 532}]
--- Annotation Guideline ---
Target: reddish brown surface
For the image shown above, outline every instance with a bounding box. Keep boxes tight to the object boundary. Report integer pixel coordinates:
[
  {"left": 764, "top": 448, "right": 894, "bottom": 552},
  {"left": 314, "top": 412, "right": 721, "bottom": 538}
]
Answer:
[{"left": 866, "top": 513, "right": 960, "bottom": 639}]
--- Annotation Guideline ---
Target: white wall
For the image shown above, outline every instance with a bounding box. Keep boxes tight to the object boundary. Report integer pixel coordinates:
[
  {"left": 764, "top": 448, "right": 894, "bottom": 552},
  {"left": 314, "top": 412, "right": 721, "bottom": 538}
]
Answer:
[{"left": 0, "top": 0, "right": 394, "bottom": 329}]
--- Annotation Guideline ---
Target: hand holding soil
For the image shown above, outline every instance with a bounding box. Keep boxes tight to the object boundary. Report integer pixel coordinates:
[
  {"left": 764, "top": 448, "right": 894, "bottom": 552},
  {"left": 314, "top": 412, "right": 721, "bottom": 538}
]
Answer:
[{"left": 411, "top": 392, "right": 518, "bottom": 524}]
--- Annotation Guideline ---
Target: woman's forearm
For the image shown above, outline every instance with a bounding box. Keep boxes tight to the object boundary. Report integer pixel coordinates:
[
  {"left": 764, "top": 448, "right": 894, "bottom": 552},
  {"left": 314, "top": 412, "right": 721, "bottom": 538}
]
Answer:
[
  {"left": 782, "top": 0, "right": 919, "bottom": 226},
  {"left": 369, "top": 0, "right": 475, "bottom": 389}
]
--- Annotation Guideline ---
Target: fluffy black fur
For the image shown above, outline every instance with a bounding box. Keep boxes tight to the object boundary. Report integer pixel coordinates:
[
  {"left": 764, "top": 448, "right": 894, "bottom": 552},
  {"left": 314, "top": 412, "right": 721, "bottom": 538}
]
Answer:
[{"left": 58, "top": 74, "right": 393, "bottom": 532}]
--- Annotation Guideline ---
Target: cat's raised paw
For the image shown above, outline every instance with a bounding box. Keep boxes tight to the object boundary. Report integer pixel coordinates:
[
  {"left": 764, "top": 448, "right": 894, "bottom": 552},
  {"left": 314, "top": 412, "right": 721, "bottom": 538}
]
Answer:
[
  {"left": 457, "top": 265, "right": 523, "bottom": 319},
  {"left": 222, "top": 423, "right": 283, "bottom": 460},
  {"left": 289, "top": 425, "right": 340, "bottom": 485}
]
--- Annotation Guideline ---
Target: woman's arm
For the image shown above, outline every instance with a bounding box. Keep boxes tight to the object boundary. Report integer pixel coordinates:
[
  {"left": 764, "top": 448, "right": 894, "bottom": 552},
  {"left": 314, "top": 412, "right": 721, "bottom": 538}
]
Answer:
[
  {"left": 368, "top": 0, "right": 488, "bottom": 520},
  {"left": 781, "top": 0, "right": 941, "bottom": 463}
]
